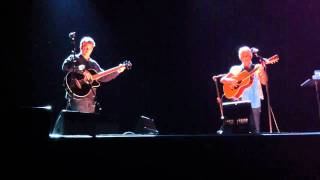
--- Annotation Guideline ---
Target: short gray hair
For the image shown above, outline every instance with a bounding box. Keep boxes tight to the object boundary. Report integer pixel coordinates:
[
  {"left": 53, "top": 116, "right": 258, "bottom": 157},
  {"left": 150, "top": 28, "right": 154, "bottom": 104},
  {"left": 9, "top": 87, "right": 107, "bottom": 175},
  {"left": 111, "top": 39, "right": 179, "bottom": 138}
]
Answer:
[
  {"left": 238, "top": 46, "right": 251, "bottom": 59},
  {"left": 80, "top": 36, "right": 96, "bottom": 49}
]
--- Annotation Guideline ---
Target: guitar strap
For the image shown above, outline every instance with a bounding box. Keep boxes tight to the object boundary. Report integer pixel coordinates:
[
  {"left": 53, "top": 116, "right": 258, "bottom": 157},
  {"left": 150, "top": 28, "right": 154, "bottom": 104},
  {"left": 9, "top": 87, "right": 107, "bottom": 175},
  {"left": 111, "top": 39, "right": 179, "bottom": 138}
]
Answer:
[
  {"left": 242, "top": 63, "right": 255, "bottom": 71},
  {"left": 242, "top": 63, "right": 256, "bottom": 80}
]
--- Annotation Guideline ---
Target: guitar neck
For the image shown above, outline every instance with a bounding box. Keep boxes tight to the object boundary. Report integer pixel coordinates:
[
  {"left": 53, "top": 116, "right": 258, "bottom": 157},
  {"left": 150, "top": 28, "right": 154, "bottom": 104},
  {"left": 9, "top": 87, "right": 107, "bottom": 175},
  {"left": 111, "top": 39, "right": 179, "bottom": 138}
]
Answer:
[
  {"left": 92, "top": 65, "right": 122, "bottom": 80},
  {"left": 240, "top": 66, "right": 259, "bottom": 81},
  {"left": 249, "top": 67, "right": 259, "bottom": 76}
]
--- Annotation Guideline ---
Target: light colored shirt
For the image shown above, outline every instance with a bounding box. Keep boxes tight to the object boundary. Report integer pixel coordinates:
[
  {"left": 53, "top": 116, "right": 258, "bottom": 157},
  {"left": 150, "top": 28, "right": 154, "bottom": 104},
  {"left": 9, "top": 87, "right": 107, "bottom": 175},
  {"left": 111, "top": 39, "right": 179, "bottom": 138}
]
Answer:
[{"left": 229, "top": 64, "right": 264, "bottom": 108}]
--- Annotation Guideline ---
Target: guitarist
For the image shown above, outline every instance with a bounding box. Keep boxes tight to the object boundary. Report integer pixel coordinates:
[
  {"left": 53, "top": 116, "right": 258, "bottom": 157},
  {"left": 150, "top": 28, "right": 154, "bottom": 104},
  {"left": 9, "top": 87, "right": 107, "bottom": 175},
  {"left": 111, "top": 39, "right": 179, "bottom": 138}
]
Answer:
[
  {"left": 220, "top": 46, "right": 268, "bottom": 134},
  {"left": 62, "top": 36, "right": 125, "bottom": 113}
]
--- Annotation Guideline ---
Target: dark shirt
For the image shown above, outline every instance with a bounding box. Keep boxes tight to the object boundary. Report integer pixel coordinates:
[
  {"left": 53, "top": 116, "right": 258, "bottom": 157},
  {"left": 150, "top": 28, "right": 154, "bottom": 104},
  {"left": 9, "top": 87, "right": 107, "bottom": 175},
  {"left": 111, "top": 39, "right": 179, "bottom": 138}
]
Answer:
[{"left": 62, "top": 54, "right": 120, "bottom": 112}]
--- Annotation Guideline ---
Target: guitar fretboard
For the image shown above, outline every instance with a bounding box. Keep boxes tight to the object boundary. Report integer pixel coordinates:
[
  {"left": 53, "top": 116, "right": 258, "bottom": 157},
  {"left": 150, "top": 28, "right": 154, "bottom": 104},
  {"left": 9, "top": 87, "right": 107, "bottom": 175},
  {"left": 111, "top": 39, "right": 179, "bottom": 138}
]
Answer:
[{"left": 92, "top": 65, "right": 123, "bottom": 80}]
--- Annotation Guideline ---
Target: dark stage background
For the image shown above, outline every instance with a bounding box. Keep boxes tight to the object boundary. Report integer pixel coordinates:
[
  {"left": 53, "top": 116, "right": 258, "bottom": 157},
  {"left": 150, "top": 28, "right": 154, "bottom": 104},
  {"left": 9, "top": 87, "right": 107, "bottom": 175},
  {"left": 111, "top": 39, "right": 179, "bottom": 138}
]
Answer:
[{"left": 10, "top": 0, "right": 320, "bottom": 134}]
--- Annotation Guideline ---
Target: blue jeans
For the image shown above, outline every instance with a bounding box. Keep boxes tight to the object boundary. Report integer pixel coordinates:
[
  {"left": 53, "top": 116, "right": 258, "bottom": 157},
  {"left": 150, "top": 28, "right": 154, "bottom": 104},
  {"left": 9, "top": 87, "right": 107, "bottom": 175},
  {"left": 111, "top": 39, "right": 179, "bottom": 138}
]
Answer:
[
  {"left": 67, "top": 98, "right": 96, "bottom": 113},
  {"left": 249, "top": 107, "right": 261, "bottom": 133}
]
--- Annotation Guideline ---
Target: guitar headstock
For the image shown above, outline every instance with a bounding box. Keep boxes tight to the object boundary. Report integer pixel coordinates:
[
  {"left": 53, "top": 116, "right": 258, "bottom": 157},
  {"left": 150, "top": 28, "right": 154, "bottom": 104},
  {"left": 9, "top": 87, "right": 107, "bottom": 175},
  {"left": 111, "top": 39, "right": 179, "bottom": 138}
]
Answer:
[
  {"left": 120, "top": 60, "right": 132, "bottom": 70},
  {"left": 266, "top": 54, "right": 279, "bottom": 64}
]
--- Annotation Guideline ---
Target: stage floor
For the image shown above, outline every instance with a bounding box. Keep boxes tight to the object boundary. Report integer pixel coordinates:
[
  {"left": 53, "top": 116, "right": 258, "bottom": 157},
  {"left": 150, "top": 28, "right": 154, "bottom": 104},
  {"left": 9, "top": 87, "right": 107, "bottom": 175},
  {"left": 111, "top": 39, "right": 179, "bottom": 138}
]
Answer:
[
  {"left": 49, "top": 131, "right": 320, "bottom": 138},
  {"left": 10, "top": 131, "right": 320, "bottom": 178}
]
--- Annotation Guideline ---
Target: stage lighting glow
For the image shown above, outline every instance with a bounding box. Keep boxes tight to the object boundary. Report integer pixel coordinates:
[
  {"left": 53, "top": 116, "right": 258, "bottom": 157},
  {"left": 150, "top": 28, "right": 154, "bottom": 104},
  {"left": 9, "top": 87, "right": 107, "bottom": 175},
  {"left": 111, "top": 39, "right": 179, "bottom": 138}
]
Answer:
[
  {"left": 43, "top": 105, "right": 52, "bottom": 110},
  {"left": 49, "top": 134, "right": 93, "bottom": 138}
]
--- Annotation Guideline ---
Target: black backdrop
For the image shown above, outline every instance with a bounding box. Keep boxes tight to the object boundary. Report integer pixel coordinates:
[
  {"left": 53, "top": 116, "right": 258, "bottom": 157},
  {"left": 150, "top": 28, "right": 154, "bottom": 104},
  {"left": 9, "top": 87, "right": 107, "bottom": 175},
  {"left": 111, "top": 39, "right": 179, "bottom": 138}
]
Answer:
[{"left": 9, "top": 0, "right": 320, "bottom": 134}]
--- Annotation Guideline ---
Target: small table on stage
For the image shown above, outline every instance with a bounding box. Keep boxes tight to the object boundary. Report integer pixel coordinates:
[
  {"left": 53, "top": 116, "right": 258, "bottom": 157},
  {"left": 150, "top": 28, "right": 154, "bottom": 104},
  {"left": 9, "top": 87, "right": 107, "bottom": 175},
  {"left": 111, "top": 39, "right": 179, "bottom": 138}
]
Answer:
[{"left": 301, "top": 78, "right": 320, "bottom": 121}]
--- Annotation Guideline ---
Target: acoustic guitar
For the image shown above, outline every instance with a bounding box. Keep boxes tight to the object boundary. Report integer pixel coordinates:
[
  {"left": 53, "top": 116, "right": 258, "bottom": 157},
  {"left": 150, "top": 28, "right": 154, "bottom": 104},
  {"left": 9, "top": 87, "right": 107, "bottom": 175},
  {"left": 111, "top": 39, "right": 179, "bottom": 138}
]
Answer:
[
  {"left": 223, "top": 55, "right": 279, "bottom": 100},
  {"left": 64, "top": 60, "right": 132, "bottom": 98}
]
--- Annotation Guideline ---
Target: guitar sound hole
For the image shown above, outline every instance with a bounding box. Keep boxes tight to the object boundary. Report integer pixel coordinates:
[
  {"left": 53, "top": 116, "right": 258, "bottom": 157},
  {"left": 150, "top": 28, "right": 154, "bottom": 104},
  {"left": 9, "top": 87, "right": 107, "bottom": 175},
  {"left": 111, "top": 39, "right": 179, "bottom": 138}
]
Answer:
[{"left": 75, "top": 79, "right": 82, "bottom": 89}]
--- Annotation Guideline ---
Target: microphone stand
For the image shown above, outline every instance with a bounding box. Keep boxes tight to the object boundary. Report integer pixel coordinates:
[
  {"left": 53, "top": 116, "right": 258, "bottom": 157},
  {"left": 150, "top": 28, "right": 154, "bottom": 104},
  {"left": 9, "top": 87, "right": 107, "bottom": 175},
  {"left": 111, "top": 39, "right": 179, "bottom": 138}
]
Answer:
[
  {"left": 70, "top": 32, "right": 76, "bottom": 66},
  {"left": 316, "top": 80, "right": 320, "bottom": 121},
  {"left": 212, "top": 74, "right": 227, "bottom": 134},
  {"left": 212, "top": 75, "right": 225, "bottom": 120},
  {"left": 254, "top": 53, "right": 280, "bottom": 133},
  {"left": 68, "top": 32, "right": 77, "bottom": 109}
]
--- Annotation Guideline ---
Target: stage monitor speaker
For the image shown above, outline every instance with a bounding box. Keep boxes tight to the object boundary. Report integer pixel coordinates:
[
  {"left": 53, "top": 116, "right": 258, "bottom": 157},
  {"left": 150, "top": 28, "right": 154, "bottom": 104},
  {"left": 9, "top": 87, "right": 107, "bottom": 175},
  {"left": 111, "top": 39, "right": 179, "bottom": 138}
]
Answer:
[
  {"left": 135, "top": 115, "right": 159, "bottom": 135},
  {"left": 221, "top": 100, "right": 251, "bottom": 134},
  {"left": 52, "top": 110, "right": 119, "bottom": 135}
]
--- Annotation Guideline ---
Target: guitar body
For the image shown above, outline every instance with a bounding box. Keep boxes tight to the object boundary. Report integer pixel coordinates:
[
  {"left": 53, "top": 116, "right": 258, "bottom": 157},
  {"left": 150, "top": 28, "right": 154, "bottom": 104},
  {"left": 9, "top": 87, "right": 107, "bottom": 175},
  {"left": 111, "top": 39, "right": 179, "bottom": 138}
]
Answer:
[
  {"left": 222, "top": 54, "right": 279, "bottom": 100},
  {"left": 223, "top": 70, "right": 254, "bottom": 99},
  {"left": 64, "top": 69, "right": 100, "bottom": 98},
  {"left": 63, "top": 60, "right": 132, "bottom": 99}
]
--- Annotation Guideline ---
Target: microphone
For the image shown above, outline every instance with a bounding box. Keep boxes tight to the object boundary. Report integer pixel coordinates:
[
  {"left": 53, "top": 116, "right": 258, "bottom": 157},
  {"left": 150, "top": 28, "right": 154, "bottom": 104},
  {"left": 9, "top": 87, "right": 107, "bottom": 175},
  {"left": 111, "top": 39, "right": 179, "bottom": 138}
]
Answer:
[
  {"left": 69, "top": 32, "right": 76, "bottom": 39},
  {"left": 251, "top": 47, "right": 259, "bottom": 54}
]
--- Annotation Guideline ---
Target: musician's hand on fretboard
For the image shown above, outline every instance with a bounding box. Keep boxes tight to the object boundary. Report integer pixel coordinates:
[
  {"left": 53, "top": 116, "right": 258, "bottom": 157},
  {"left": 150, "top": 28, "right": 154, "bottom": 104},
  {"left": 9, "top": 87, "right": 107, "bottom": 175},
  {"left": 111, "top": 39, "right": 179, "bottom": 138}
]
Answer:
[
  {"left": 254, "top": 64, "right": 264, "bottom": 73},
  {"left": 117, "top": 67, "right": 126, "bottom": 73},
  {"left": 83, "top": 70, "right": 93, "bottom": 81}
]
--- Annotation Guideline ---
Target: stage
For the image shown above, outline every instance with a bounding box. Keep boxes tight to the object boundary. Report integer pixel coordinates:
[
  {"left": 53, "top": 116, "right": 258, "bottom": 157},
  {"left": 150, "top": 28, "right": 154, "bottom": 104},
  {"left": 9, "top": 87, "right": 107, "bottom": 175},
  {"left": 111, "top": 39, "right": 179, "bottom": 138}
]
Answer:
[
  {"left": 10, "top": 131, "right": 320, "bottom": 178},
  {"left": 6, "top": 107, "right": 319, "bottom": 178},
  {"left": 9, "top": 0, "right": 320, "bottom": 178}
]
